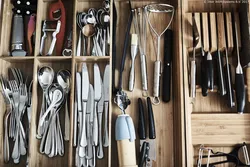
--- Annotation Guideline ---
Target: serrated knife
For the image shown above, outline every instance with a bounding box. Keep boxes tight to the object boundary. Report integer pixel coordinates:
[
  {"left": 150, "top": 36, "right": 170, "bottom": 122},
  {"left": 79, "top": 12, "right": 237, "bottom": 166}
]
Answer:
[
  {"left": 93, "top": 63, "right": 102, "bottom": 146},
  {"left": 103, "top": 64, "right": 110, "bottom": 147},
  {"left": 80, "top": 63, "right": 89, "bottom": 147}
]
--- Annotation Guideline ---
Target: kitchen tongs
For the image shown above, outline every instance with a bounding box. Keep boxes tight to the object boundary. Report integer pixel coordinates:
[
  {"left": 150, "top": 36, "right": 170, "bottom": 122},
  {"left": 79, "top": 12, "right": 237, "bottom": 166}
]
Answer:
[{"left": 198, "top": 143, "right": 250, "bottom": 167}]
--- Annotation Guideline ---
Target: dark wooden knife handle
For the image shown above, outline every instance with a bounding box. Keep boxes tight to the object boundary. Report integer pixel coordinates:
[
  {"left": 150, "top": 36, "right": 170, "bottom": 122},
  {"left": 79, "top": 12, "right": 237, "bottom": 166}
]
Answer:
[
  {"left": 147, "top": 97, "right": 156, "bottom": 139},
  {"left": 235, "top": 73, "right": 246, "bottom": 113},
  {"left": 206, "top": 58, "right": 214, "bottom": 90},
  {"left": 201, "top": 55, "right": 208, "bottom": 96},
  {"left": 138, "top": 98, "right": 146, "bottom": 140},
  {"left": 162, "top": 29, "right": 173, "bottom": 102}
]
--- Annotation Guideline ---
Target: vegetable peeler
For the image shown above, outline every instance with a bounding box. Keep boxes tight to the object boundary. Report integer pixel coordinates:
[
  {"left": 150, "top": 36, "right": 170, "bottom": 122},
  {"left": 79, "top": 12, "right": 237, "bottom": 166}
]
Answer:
[{"left": 39, "top": 20, "right": 61, "bottom": 56}]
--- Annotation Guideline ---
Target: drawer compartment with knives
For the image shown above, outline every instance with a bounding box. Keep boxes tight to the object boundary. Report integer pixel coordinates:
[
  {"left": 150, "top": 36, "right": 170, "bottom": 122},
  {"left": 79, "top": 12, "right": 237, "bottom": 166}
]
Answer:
[{"left": 182, "top": 1, "right": 250, "bottom": 166}]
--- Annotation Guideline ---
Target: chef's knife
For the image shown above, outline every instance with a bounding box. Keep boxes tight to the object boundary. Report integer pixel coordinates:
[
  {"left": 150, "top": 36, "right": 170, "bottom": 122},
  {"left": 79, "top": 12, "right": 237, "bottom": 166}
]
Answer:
[
  {"left": 233, "top": 12, "right": 246, "bottom": 114},
  {"left": 239, "top": 4, "right": 250, "bottom": 102},
  {"left": 93, "top": 63, "right": 102, "bottom": 146},
  {"left": 103, "top": 64, "right": 110, "bottom": 147},
  {"left": 80, "top": 63, "right": 89, "bottom": 148},
  {"left": 86, "top": 84, "right": 94, "bottom": 159},
  {"left": 97, "top": 83, "right": 104, "bottom": 159},
  {"left": 162, "top": 29, "right": 173, "bottom": 102}
]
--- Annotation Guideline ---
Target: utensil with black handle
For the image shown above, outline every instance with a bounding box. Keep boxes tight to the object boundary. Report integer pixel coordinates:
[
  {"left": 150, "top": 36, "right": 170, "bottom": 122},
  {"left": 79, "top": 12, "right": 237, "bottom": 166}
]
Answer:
[
  {"left": 162, "top": 29, "right": 173, "bottom": 102},
  {"left": 232, "top": 12, "right": 245, "bottom": 114}
]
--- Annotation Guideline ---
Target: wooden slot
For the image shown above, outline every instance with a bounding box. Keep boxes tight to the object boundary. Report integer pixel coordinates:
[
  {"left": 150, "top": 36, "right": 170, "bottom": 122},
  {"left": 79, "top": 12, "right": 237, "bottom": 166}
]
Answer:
[
  {"left": 208, "top": 12, "right": 217, "bottom": 53},
  {"left": 194, "top": 13, "right": 201, "bottom": 50},
  {"left": 0, "top": 60, "right": 34, "bottom": 166},
  {"left": 234, "top": 12, "right": 241, "bottom": 50},
  {"left": 29, "top": 61, "right": 72, "bottom": 167},
  {"left": 225, "top": 12, "right": 234, "bottom": 54},
  {"left": 201, "top": 13, "right": 209, "bottom": 52},
  {"left": 185, "top": 13, "right": 192, "bottom": 52},
  {"left": 34, "top": 0, "right": 73, "bottom": 57},
  {"left": 217, "top": 13, "right": 226, "bottom": 51}
]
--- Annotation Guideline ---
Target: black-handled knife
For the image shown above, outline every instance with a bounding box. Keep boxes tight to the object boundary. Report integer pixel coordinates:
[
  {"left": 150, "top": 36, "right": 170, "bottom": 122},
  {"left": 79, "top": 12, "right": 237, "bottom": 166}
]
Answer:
[
  {"left": 147, "top": 97, "right": 156, "bottom": 139},
  {"left": 138, "top": 98, "right": 146, "bottom": 140},
  {"left": 112, "top": 2, "right": 117, "bottom": 94},
  {"left": 201, "top": 51, "right": 208, "bottom": 96},
  {"left": 162, "top": 29, "right": 173, "bottom": 102},
  {"left": 216, "top": 50, "right": 226, "bottom": 96},
  {"left": 206, "top": 52, "right": 214, "bottom": 91},
  {"left": 232, "top": 12, "right": 245, "bottom": 113}
]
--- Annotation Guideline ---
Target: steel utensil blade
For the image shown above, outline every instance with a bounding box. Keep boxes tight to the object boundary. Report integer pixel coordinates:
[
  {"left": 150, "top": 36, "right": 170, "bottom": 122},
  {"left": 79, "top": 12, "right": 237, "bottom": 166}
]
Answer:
[
  {"left": 98, "top": 84, "right": 104, "bottom": 113},
  {"left": 103, "top": 64, "right": 110, "bottom": 102},
  {"left": 94, "top": 63, "right": 102, "bottom": 100},
  {"left": 82, "top": 63, "right": 89, "bottom": 101},
  {"left": 87, "top": 84, "right": 94, "bottom": 115},
  {"left": 76, "top": 73, "right": 82, "bottom": 111}
]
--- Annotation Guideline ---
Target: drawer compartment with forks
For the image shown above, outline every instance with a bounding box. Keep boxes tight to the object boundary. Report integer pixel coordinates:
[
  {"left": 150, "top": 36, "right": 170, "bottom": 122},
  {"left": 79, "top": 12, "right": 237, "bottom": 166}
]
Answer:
[{"left": 0, "top": 59, "right": 34, "bottom": 166}]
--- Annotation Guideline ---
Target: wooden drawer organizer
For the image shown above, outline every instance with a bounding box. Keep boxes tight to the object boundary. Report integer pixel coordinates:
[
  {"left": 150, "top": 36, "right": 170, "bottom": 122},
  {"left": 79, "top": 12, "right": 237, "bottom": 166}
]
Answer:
[
  {"left": 182, "top": 1, "right": 250, "bottom": 167},
  {"left": 0, "top": 0, "right": 185, "bottom": 166}
]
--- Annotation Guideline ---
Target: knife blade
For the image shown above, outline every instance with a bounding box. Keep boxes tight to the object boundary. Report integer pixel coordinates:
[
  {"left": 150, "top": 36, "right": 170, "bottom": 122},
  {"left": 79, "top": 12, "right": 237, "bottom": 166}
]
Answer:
[
  {"left": 80, "top": 63, "right": 89, "bottom": 147},
  {"left": 93, "top": 63, "right": 102, "bottom": 146},
  {"left": 103, "top": 64, "right": 110, "bottom": 147},
  {"left": 97, "top": 83, "right": 104, "bottom": 159},
  {"left": 86, "top": 84, "right": 94, "bottom": 159}
]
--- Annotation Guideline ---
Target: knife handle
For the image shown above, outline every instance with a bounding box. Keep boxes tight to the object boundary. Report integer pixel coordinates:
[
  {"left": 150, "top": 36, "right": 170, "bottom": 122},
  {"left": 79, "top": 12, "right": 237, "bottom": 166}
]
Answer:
[
  {"left": 138, "top": 98, "right": 146, "bottom": 140},
  {"left": 93, "top": 102, "right": 98, "bottom": 146},
  {"left": 235, "top": 73, "right": 246, "bottom": 113},
  {"left": 224, "top": 64, "right": 235, "bottom": 108},
  {"left": 103, "top": 102, "right": 109, "bottom": 147},
  {"left": 147, "top": 97, "right": 156, "bottom": 139},
  {"left": 201, "top": 54, "right": 208, "bottom": 96},
  {"left": 162, "top": 29, "right": 173, "bottom": 102},
  {"left": 216, "top": 51, "right": 226, "bottom": 96},
  {"left": 246, "top": 67, "right": 250, "bottom": 102},
  {"left": 139, "top": 142, "right": 149, "bottom": 167},
  {"left": 206, "top": 53, "right": 214, "bottom": 91}
]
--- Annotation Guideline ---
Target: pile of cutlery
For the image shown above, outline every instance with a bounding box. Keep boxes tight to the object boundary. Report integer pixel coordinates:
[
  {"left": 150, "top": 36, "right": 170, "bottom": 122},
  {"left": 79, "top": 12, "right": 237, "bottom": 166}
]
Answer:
[
  {"left": 0, "top": 68, "right": 32, "bottom": 164},
  {"left": 76, "top": 1, "right": 110, "bottom": 56},
  {"left": 74, "top": 63, "right": 110, "bottom": 167},
  {"left": 37, "top": 66, "right": 71, "bottom": 157}
]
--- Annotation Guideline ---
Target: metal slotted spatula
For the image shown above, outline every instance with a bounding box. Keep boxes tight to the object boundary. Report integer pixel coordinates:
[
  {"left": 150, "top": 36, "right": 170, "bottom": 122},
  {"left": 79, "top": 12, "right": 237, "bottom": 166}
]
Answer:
[{"left": 144, "top": 4, "right": 174, "bottom": 105}]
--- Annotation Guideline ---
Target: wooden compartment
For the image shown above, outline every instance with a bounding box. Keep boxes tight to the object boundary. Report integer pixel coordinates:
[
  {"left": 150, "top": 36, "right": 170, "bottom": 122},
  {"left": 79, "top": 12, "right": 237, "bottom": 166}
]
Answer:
[{"left": 181, "top": 1, "right": 250, "bottom": 166}]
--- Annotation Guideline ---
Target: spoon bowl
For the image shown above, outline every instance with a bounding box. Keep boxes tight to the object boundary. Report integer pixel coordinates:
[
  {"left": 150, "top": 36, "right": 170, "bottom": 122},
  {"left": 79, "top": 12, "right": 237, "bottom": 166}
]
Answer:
[
  {"left": 82, "top": 24, "right": 96, "bottom": 37},
  {"left": 38, "top": 66, "right": 54, "bottom": 91},
  {"left": 57, "top": 70, "right": 71, "bottom": 94}
]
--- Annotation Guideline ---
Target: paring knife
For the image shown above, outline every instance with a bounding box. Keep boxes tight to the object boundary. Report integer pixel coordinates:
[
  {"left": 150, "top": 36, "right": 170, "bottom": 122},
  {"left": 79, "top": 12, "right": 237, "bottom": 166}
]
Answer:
[
  {"left": 93, "top": 63, "right": 102, "bottom": 146},
  {"left": 86, "top": 84, "right": 94, "bottom": 159},
  {"left": 162, "top": 29, "right": 173, "bottom": 102},
  {"left": 80, "top": 63, "right": 89, "bottom": 147},
  {"left": 103, "top": 64, "right": 110, "bottom": 147},
  {"left": 97, "top": 83, "right": 104, "bottom": 159}
]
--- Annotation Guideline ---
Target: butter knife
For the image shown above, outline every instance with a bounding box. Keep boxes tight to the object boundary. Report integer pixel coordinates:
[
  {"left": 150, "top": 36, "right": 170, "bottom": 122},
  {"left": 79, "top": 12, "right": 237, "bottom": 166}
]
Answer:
[
  {"left": 93, "top": 63, "right": 102, "bottom": 146},
  {"left": 97, "top": 83, "right": 104, "bottom": 159},
  {"left": 86, "top": 84, "right": 94, "bottom": 159},
  {"left": 80, "top": 63, "right": 89, "bottom": 147},
  {"left": 103, "top": 64, "right": 110, "bottom": 147}
]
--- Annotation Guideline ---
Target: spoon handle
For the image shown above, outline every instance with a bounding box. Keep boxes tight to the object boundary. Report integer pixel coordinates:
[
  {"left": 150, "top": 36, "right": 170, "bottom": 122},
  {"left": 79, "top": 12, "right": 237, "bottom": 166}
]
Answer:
[
  {"left": 37, "top": 93, "right": 45, "bottom": 138},
  {"left": 64, "top": 100, "right": 70, "bottom": 141},
  {"left": 87, "top": 37, "right": 91, "bottom": 56}
]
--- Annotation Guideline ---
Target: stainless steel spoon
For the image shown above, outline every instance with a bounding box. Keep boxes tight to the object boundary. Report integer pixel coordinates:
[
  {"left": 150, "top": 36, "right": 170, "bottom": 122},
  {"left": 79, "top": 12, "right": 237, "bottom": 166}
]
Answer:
[
  {"left": 57, "top": 70, "right": 71, "bottom": 141},
  {"left": 37, "top": 66, "right": 54, "bottom": 139}
]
